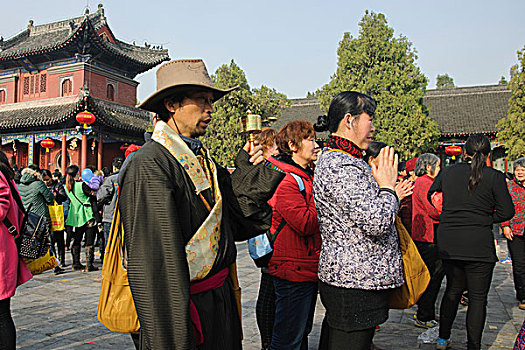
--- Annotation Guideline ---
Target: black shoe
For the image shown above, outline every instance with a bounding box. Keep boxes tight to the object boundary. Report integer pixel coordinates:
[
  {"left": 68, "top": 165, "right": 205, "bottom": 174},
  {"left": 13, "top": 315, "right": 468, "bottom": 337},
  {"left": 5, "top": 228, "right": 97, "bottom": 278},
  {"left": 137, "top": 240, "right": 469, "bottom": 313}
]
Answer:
[
  {"left": 73, "top": 263, "right": 85, "bottom": 271},
  {"left": 54, "top": 266, "right": 65, "bottom": 275},
  {"left": 87, "top": 265, "right": 99, "bottom": 272}
]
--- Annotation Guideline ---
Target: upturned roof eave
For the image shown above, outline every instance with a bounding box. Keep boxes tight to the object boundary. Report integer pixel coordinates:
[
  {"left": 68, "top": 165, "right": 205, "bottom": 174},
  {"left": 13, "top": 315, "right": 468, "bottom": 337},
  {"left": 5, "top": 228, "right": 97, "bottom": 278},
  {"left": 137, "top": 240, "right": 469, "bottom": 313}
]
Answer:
[
  {"left": 0, "top": 17, "right": 169, "bottom": 70},
  {"left": 0, "top": 95, "right": 149, "bottom": 135}
]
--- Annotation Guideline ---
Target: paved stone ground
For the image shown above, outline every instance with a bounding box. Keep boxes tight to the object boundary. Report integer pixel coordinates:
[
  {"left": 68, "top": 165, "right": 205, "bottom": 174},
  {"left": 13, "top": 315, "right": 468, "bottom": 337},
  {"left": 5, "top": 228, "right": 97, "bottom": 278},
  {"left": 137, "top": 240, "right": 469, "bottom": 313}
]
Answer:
[{"left": 11, "top": 237, "right": 523, "bottom": 349}]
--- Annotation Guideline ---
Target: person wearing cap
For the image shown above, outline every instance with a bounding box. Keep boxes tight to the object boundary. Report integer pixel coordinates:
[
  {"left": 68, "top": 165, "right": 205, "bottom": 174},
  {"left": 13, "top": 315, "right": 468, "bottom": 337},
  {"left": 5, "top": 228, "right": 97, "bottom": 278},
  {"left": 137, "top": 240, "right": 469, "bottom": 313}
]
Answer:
[{"left": 118, "top": 59, "right": 284, "bottom": 350}]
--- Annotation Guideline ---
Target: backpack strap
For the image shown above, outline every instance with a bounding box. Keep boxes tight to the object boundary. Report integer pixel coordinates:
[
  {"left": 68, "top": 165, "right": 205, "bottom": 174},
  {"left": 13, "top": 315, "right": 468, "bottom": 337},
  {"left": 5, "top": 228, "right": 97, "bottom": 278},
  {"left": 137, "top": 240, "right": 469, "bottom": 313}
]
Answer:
[
  {"left": 267, "top": 172, "right": 307, "bottom": 245},
  {"left": 2, "top": 180, "right": 29, "bottom": 239},
  {"left": 288, "top": 172, "right": 306, "bottom": 198}
]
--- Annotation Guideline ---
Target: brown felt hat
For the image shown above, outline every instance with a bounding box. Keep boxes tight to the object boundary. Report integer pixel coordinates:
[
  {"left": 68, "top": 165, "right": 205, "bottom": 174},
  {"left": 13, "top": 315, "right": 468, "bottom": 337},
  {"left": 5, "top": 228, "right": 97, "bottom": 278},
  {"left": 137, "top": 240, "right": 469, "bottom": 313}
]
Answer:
[{"left": 139, "top": 59, "right": 237, "bottom": 114}]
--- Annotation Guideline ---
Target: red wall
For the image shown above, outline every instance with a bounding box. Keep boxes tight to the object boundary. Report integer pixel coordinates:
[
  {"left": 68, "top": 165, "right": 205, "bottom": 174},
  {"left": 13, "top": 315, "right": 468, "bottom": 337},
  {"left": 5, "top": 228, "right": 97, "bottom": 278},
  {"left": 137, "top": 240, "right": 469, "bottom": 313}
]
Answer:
[
  {"left": 0, "top": 78, "right": 17, "bottom": 104},
  {"left": 87, "top": 71, "right": 137, "bottom": 106},
  {"left": 0, "top": 67, "right": 137, "bottom": 106}
]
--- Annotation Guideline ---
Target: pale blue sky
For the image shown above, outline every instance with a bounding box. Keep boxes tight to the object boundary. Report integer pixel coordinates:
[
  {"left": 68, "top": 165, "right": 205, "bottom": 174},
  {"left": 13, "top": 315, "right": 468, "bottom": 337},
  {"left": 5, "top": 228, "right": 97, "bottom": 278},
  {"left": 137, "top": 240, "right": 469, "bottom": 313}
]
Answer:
[{"left": 1, "top": 0, "right": 524, "bottom": 102}]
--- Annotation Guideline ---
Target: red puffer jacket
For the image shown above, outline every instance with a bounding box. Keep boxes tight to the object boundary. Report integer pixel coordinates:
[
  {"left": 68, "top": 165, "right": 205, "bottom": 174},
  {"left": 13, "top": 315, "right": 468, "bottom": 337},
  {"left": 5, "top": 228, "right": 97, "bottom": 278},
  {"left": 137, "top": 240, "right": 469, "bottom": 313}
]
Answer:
[{"left": 268, "top": 156, "right": 321, "bottom": 283}]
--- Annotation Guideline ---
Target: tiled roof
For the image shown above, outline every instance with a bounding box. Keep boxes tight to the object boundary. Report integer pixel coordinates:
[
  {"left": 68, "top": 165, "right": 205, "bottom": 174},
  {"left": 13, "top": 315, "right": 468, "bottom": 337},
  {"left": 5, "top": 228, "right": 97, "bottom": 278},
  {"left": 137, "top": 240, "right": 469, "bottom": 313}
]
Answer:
[
  {"left": 423, "top": 84, "right": 510, "bottom": 137},
  {"left": 0, "top": 96, "right": 81, "bottom": 130},
  {"left": 0, "top": 9, "right": 169, "bottom": 74},
  {"left": 0, "top": 95, "right": 152, "bottom": 136},
  {"left": 88, "top": 98, "right": 152, "bottom": 133},
  {"left": 273, "top": 98, "right": 328, "bottom": 138},
  {"left": 275, "top": 85, "right": 511, "bottom": 138}
]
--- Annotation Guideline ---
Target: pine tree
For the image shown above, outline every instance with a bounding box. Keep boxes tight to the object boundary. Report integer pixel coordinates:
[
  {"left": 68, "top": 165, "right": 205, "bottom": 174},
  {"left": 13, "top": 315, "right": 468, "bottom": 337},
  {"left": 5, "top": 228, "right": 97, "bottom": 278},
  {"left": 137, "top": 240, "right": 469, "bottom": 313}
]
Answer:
[
  {"left": 436, "top": 74, "right": 455, "bottom": 89},
  {"left": 202, "top": 60, "right": 289, "bottom": 167},
  {"left": 317, "top": 11, "right": 440, "bottom": 159},
  {"left": 497, "top": 47, "right": 525, "bottom": 160}
]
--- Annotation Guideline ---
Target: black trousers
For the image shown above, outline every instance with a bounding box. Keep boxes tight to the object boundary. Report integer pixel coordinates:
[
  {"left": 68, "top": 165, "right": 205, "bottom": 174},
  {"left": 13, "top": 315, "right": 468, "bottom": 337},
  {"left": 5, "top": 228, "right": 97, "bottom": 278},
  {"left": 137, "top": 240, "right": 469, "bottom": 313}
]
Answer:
[
  {"left": 256, "top": 271, "right": 276, "bottom": 349},
  {"left": 507, "top": 234, "right": 525, "bottom": 301},
  {"left": 415, "top": 241, "right": 445, "bottom": 321},
  {"left": 439, "top": 259, "right": 495, "bottom": 350},
  {"left": 65, "top": 224, "right": 73, "bottom": 248},
  {"left": 318, "top": 318, "right": 375, "bottom": 350},
  {"left": 0, "top": 298, "right": 15, "bottom": 350},
  {"left": 70, "top": 223, "right": 96, "bottom": 248},
  {"left": 50, "top": 231, "right": 65, "bottom": 253}
]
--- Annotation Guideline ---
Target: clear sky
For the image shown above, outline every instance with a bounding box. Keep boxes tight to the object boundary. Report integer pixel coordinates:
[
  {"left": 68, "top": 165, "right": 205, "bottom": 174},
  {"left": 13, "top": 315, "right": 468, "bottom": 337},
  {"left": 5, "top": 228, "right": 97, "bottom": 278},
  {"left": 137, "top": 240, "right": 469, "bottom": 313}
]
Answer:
[{"left": 1, "top": 0, "right": 524, "bottom": 102}]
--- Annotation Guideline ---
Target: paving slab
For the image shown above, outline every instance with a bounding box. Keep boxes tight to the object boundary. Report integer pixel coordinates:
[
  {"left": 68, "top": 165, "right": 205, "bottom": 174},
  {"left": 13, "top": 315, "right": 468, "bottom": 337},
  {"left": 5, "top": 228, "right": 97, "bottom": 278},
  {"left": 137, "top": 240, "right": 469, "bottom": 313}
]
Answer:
[{"left": 10, "top": 238, "right": 522, "bottom": 349}]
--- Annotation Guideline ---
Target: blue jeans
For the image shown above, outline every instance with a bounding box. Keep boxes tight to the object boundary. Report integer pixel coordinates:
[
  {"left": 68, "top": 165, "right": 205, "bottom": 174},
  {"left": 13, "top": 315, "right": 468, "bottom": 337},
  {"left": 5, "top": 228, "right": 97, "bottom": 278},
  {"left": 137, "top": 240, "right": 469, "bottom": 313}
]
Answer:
[
  {"left": 270, "top": 277, "right": 318, "bottom": 350},
  {"left": 103, "top": 222, "right": 112, "bottom": 245}
]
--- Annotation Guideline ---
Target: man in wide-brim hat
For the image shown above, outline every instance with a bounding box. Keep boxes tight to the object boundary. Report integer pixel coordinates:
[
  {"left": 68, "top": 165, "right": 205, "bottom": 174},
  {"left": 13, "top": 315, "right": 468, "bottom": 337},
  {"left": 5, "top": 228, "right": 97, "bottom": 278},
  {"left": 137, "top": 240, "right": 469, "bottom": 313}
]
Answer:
[{"left": 118, "top": 59, "right": 284, "bottom": 350}]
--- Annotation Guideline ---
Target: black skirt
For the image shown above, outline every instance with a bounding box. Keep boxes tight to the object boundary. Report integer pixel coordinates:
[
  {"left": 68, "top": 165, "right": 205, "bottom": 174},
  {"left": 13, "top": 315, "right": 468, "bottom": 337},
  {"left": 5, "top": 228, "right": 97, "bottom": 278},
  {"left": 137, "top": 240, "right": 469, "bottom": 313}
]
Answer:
[{"left": 319, "top": 281, "right": 391, "bottom": 332}]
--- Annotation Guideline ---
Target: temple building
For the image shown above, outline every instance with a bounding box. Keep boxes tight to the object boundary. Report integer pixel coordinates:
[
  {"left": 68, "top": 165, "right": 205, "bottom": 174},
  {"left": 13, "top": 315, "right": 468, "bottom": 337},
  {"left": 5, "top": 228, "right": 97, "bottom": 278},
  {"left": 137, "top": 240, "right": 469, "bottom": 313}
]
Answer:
[
  {"left": 0, "top": 4, "right": 169, "bottom": 173},
  {"left": 274, "top": 84, "right": 512, "bottom": 172}
]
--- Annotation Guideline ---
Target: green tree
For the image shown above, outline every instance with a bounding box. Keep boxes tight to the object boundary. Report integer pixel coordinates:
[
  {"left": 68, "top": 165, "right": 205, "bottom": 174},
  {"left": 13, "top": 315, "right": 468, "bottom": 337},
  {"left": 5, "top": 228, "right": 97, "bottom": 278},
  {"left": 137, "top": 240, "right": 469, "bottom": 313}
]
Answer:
[
  {"left": 497, "top": 47, "right": 525, "bottom": 160},
  {"left": 252, "top": 85, "right": 291, "bottom": 125},
  {"left": 436, "top": 74, "right": 455, "bottom": 89},
  {"left": 202, "top": 60, "right": 289, "bottom": 167},
  {"left": 317, "top": 11, "right": 440, "bottom": 159},
  {"left": 499, "top": 76, "right": 508, "bottom": 85}
]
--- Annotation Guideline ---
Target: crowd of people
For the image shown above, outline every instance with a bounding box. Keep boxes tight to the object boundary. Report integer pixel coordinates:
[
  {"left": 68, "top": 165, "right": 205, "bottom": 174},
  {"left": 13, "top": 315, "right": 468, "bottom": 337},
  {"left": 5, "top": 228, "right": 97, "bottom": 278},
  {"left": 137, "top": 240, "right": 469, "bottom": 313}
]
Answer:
[
  {"left": 0, "top": 153, "right": 123, "bottom": 348},
  {"left": 0, "top": 58, "right": 524, "bottom": 350}
]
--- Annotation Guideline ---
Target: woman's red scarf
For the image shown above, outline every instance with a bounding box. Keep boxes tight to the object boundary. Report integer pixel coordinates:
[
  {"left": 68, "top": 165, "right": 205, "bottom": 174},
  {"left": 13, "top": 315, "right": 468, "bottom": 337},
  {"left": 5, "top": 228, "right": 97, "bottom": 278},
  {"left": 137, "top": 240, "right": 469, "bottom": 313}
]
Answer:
[{"left": 327, "top": 134, "right": 365, "bottom": 159}]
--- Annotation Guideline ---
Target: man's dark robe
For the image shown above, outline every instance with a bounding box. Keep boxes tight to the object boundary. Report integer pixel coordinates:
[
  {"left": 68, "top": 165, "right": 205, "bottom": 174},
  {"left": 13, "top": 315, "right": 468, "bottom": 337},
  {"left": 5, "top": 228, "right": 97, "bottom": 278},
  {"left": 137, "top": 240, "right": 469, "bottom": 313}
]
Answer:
[{"left": 119, "top": 140, "right": 284, "bottom": 350}]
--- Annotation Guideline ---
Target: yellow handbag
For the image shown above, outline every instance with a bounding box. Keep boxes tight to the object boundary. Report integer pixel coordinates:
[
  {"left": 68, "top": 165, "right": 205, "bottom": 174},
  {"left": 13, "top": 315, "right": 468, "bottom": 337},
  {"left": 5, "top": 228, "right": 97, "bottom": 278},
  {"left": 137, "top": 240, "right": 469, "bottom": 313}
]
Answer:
[
  {"left": 388, "top": 216, "right": 431, "bottom": 309},
  {"left": 97, "top": 198, "right": 140, "bottom": 333},
  {"left": 48, "top": 201, "right": 65, "bottom": 231},
  {"left": 23, "top": 249, "right": 58, "bottom": 275}
]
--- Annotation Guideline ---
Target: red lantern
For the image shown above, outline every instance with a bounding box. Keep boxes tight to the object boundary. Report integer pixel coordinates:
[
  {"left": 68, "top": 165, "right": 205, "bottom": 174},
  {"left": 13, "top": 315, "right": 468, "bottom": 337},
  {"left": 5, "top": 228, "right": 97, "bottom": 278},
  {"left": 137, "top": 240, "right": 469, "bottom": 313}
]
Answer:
[
  {"left": 119, "top": 144, "right": 129, "bottom": 152},
  {"left": 76, "top": 110, "right": 96, "bottom": 128},
  {"left": 445, "top": 145, "right": 462, "bottom": 157},
  {"left": 41, "top": 138, "right": 55, "bottom": 153}
]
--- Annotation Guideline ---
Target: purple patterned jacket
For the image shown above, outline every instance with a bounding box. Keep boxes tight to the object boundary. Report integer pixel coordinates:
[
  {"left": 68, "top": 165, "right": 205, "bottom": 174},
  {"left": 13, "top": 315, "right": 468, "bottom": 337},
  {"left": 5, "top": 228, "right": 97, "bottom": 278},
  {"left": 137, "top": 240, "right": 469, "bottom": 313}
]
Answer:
[{"left": 313, "top": 149, "right": 404, "bottom": 290}]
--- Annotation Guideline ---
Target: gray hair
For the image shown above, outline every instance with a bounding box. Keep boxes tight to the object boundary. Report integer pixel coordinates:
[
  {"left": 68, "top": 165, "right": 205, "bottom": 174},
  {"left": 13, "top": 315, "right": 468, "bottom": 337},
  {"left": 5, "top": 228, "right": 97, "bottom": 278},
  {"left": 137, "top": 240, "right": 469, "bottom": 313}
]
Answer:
[
  {"left": 514, "top": 157, "right": 525, "bottom": 170},
  {"left": 415, "top": 153, "right": 440, "bottom": 177}
]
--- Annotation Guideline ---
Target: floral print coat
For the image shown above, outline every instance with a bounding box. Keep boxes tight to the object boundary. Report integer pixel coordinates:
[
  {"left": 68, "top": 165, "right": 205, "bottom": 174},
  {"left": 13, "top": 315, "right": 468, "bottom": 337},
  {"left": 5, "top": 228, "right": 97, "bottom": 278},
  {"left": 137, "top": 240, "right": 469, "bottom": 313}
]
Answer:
[{"left": 313, "top": 149, "right": 404, "bottom": 290}]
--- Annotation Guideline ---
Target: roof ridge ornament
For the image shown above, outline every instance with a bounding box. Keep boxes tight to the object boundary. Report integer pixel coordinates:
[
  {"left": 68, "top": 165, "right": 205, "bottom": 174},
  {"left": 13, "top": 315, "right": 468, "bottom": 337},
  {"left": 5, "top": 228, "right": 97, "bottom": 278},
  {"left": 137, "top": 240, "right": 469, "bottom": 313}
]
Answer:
[
  {"left": 80, "top": 83, "right": 90, "bottom": 99},
  {"left": 98, "top": 4, "right": 105, "bottom": 16}
]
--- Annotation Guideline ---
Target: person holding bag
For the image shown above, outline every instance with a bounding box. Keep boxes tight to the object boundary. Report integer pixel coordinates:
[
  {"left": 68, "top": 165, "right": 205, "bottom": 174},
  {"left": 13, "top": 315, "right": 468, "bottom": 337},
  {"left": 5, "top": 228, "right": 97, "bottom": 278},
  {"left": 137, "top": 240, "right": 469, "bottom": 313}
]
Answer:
[
  {"left": 0, "top": 150, "right": 32, "bottom": 349},
  {"left": 64, "top": 165, "right": 98, "bottom": 272},
  {"left": 42, "top": 169, "right": 67, "bottom": 271},
  {"left": 313, "top": 91, "right": 411, "bottom": 350},
  {"left": 17, "top": 165, "right": 61, "bottom": 274}
]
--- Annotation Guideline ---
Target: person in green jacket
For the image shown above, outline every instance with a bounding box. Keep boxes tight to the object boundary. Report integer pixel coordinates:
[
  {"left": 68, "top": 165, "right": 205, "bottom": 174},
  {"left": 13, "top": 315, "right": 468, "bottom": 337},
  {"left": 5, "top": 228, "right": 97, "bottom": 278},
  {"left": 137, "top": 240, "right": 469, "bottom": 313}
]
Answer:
[
  {"left": 64, "top": 165, "right": 98, "bottom": 272},
  {"left": 18, "top": 165, "right": 54, "bottom": 223},
  {"left": 18, "top": 165, "right": 66, "bottom": 275}
]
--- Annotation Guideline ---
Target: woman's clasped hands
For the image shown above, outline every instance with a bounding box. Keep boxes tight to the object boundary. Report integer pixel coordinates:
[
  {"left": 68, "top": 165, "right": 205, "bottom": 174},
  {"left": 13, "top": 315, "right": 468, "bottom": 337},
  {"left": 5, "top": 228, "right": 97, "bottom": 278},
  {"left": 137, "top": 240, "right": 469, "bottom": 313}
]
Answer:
[{"left": 371, "top": 146, "right": 413, "bottom": 200}]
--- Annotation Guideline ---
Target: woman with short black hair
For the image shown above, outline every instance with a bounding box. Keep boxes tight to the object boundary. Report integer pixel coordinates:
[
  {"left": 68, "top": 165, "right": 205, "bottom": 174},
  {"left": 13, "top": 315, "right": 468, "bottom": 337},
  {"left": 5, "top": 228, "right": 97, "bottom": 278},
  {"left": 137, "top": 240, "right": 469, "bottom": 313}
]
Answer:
[{"left": 429, "top": 134, "right": 515, "bottom": 349}]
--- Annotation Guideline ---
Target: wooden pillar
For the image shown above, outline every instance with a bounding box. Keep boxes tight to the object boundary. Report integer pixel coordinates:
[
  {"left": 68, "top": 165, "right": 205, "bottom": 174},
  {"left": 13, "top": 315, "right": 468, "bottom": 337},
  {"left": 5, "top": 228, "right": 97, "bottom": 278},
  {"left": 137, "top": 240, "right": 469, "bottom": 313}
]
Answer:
[
  {"left": 61, "top": 135, "right": 67, "bottom": 174},
  {"left": 81, "top": 133, "right": 87, "bottom": 170},
  {"left": 46, "top": 144, "right": 51, "bottom": 170},
  {"left": 97, "top": 135, "right": 103, "bottom": 170}
]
